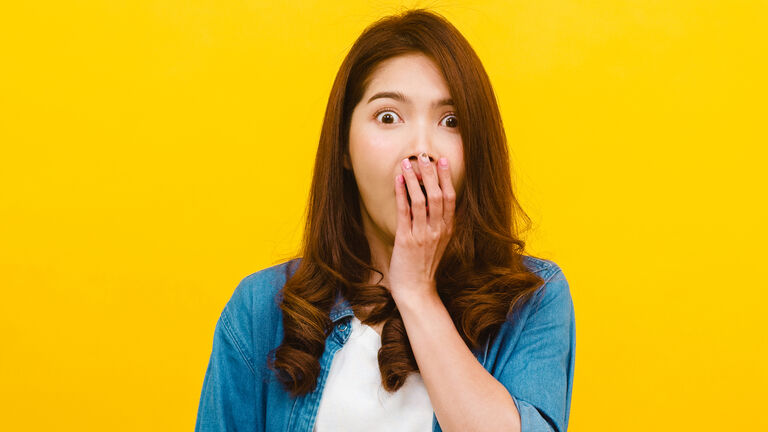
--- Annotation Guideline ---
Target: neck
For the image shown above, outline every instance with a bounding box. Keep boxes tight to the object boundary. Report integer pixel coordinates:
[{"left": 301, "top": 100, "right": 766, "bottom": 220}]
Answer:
[{"left": 360, "top": 204, "right": 393, "bottom": 287}]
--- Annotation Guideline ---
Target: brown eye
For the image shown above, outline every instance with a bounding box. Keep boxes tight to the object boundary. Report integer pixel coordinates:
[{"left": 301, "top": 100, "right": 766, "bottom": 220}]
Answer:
[
  {"left": 441, "top": 114, "right": 458, "bottom": 128},
  {"left": 375, "top": 110, "right": 401, "bottom": 124}
]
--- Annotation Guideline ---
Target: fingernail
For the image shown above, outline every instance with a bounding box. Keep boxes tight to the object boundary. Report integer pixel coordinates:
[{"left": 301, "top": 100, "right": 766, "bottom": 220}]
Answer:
[
  {"left": 439, "top": 157, "right": 448, "bottom": 167},
  {"left": 402, "top": 159, "right": 412, "bottom": 170},
  {"left": 419, "top": 152, "right": 429, "bottom": 164}
]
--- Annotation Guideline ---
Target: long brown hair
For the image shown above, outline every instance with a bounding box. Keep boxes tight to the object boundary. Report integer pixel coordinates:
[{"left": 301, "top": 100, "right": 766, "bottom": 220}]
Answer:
[{"left": 267, "top": 8, "right": 547, "bottom": 397}]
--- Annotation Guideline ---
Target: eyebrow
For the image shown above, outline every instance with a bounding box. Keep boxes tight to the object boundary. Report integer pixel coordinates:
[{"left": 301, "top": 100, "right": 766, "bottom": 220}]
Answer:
[{"left": 366, "top": 91, "right": 454, "bottom": 108}]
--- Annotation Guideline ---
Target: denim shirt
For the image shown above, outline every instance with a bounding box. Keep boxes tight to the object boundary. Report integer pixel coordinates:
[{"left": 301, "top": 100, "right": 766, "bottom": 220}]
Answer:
[{"left": 195, "top": 256, "right": 575, "bottom": 432}]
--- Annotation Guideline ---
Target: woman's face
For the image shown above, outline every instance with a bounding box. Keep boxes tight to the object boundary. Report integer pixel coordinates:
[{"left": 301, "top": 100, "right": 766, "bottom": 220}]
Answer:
[{"left": 345, "top": 52, "right": 466, "bottom": 243}]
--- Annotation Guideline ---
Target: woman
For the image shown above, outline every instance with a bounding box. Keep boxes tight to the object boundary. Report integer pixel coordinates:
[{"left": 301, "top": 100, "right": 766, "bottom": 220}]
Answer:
[{"left": 195, "top": 8, "right": 575, "bottom": 432}]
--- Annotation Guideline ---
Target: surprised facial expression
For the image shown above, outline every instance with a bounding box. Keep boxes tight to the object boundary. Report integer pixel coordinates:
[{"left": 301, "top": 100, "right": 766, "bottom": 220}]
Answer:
[{"left": 345, "top": 52, "right": 466, "bottom": 241}]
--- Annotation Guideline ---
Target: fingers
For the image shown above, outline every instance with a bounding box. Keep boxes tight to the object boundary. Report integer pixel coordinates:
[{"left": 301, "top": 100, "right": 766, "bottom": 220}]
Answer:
[
  {"left": 417, "top": 152, "right": 443, "bottom": 230},
  {"left": 394, "top": 173, "right": 411, "bottom": 235},
  {"left": 436, "top": 157, "right": 456, "bottom": 228},
  {"left": 401, "top": 158, "right": 426, "bottom": 235}
]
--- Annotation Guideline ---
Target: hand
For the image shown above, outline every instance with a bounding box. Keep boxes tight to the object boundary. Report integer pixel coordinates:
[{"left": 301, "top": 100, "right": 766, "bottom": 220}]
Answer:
[{"left": 389, "top": 152, "right": 456, "bottom": 303}]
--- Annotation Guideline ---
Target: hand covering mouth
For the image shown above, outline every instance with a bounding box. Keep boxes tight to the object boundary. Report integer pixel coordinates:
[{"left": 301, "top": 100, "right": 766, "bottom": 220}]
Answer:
[{"left": 405, "top": 181, "right": 428, "bottom": 209}]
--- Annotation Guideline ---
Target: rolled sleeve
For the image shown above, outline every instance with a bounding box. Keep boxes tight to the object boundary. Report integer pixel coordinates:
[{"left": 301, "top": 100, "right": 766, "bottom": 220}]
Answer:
[
  {"left": 498, "top": 266, "right": 576, "bottom": 432},
  {"left": 511, "top": 395, "right": 563, "bottom": 432}
]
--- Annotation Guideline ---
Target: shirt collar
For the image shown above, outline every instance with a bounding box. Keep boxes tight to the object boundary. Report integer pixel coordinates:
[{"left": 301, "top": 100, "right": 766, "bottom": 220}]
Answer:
[
  {"left": 288, "top": 257, "right": 355, "bottom": 323},
  {"left": 329, "top": 290, "right": 355, "bottom": 323}
]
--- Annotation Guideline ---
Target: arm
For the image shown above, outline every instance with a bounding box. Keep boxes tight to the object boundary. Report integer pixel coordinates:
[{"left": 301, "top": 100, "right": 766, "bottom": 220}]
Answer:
[
  {"left": 496, "top": 267, "right": 576, "bottom": 432},
  {"left": 395, "top": 290, "right": 522, "bottom": 432},
  {"left": 395, "top": 266, "right": 575, "bottom": 432},
  {"left": 195, "top": 282, "right": 259, "bottom": 432}
]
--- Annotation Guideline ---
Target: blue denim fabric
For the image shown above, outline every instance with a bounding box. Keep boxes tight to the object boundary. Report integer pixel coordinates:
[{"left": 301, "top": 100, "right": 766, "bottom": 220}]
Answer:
[{"left": 195, "top": 255, "right": 575, "bottom": 432}]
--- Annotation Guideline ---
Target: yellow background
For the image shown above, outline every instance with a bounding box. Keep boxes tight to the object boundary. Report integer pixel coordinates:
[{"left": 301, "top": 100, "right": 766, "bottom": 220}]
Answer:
[{"left": 1, "top": 1, "right": 766, "bottom": 430}]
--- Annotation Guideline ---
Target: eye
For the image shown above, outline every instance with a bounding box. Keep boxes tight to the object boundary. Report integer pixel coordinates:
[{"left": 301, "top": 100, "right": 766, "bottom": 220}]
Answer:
[
  {"left": 440, "top": 113, "right": 458, "bottom": 128},
  {"left": 374, "top": 109, "right": 402, "bottom": 124}
]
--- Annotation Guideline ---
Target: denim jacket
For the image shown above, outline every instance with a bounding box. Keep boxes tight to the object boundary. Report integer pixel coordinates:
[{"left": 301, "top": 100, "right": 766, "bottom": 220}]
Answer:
[{"left": 195, "top": 256, "right": 575, "bottom": 432}]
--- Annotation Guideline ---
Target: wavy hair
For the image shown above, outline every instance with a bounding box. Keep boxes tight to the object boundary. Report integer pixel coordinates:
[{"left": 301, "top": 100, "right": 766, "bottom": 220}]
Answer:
[{"left": 267, "top": 8, "right": 548, "bottom": 397}]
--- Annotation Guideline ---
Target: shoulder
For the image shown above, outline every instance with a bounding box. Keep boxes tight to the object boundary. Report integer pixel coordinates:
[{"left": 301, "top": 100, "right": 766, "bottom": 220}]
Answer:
[
  {"left": 519, "top": 255, "right": 572, "bottom": 315},
  {"left": 521, "top": 255, "right": 562, "bottom": 279},
  {"left": 224, "top": 258, "right": 301, "bottom": 313},
  {"left": 219, "top": 258, "right": 302, "bottom": 352}
]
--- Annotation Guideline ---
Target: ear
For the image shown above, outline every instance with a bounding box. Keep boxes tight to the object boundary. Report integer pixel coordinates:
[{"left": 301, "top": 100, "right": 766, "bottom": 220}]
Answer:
[{"left": 343, "top": 152, "right": 352, "bottom": 171}]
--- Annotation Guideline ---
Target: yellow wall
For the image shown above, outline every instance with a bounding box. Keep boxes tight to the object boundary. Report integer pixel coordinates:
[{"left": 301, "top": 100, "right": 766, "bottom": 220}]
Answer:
[{"left": 1, "top": 1, "right": 765, "bottom": 430}]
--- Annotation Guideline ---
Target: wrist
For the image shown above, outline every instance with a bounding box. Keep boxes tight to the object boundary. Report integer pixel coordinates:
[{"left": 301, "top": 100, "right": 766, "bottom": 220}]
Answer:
[{"left": 392, "top": 285, "right": 440, "bottom": 312}]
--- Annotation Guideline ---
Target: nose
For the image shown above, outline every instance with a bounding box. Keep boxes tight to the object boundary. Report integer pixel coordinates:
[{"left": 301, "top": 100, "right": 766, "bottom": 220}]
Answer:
[
  {"left": 408, "top": 154, "right": 434, "bottom": 183},
  {"left": 403, "top": 120, "right": 437, "bottom": 182}
]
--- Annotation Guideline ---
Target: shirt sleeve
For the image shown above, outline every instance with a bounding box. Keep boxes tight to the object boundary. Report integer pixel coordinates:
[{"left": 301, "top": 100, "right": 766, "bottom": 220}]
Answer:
[
  {"left": 194, "top": 307, "right": 258, "bottom": 432},
  {"left": 498, "top": 266, "right": 576, "bottom": 432}
]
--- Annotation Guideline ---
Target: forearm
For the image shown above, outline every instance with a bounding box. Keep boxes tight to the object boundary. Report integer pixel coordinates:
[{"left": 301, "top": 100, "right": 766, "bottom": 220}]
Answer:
[{"left": 394, "top": 289, "right": 521, "bottom": 432}]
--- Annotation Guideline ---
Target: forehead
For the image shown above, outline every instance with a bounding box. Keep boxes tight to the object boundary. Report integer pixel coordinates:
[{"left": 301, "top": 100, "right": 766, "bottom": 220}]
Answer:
[{"left": 364, "top": 53, "right": 451, "bottom": 98}]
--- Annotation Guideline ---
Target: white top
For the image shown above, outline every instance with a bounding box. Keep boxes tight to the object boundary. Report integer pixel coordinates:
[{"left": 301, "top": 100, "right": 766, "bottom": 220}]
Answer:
[{"left": 313, "top": 314, "right": 434, "bottom": 431}]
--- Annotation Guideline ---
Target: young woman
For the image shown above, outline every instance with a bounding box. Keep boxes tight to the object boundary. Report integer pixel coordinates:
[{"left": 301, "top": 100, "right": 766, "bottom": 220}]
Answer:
[{"left": 195, "top": 8, "right": 575, "bottom": 432}]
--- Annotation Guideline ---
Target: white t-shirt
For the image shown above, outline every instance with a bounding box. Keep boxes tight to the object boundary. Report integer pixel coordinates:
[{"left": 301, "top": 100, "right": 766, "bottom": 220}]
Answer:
[{"left": 313, "top": 314, "right": 434, "bottom": 431}]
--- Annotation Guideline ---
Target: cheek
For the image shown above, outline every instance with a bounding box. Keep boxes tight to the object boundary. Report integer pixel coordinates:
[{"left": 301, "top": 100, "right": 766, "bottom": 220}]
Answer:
[
  {"left": 350, "top": 122, "right": 389, "bottom": 163},
  {"left": 351, "top": 143, "right": 392, "bottom": 182},
  {"left": 354, "top": 127, "right": 391, "bottom": 152},
  {"left": 446, "top": 156, "right": 466, "bottom": 198},
  {"left": 350, "top": 128, "right": 395, "bottom": 181},
  {"left": 349, "top": 147, "right": 394, "bottom": 201},
  {"left": 444, "top": 148, "right": 464, "bottom": 187}
]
